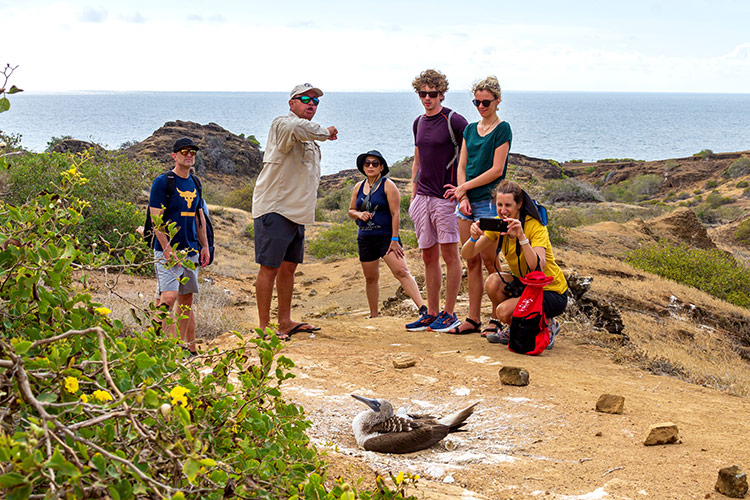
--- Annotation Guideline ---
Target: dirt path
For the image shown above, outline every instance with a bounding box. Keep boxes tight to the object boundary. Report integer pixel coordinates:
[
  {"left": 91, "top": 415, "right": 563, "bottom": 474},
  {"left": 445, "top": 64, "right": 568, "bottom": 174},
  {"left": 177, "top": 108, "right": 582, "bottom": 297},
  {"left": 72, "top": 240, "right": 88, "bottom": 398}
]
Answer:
[{"left": 198, "top": 252, "right": 749, "bottom": 500}]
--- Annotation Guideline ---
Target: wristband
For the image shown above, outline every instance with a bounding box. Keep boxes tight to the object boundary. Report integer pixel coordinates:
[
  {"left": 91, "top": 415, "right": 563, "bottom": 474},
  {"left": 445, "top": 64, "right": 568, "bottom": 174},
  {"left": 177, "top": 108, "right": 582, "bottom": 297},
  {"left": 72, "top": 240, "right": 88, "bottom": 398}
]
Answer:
[
  {"left": 469, "top": 236, "right": 479, "bottom": 243},
  {"left": 391, "top": 236, "right": 399, "bottom": 242},
  {"left": 518, "top": 238, "right": 530, "bottom": 246}
]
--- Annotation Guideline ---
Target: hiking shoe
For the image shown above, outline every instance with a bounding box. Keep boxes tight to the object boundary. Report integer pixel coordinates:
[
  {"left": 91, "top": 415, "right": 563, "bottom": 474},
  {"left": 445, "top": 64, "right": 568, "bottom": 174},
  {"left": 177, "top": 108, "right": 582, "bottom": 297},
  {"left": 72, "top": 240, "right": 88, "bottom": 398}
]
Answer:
[
  {"left": 428, "top": 311, "right": 461, "bottom": 332},
  {"left": 487, "top": 327, "right": 510, "bottom": 344},
  {"left": 547, "top": 319, "right": 561, "bottom": 350},
  {"left": 406, "top": 307, "right": 436, "bottom": 332}
]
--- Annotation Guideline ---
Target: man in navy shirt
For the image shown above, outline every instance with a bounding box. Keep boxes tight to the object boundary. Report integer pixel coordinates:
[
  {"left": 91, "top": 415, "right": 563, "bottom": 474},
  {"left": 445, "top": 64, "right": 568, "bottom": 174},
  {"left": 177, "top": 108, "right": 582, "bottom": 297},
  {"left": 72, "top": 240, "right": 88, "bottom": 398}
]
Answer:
[{"left": 148, "top": 137, "right": 210, "bottom": 356}]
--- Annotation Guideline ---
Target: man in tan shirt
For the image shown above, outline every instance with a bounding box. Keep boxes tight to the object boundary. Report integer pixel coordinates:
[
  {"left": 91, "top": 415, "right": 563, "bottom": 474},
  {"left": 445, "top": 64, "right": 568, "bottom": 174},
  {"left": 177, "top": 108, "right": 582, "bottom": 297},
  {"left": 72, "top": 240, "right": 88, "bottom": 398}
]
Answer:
[{"left": 252, "top": 83, "right": 338, "bottom": 340}]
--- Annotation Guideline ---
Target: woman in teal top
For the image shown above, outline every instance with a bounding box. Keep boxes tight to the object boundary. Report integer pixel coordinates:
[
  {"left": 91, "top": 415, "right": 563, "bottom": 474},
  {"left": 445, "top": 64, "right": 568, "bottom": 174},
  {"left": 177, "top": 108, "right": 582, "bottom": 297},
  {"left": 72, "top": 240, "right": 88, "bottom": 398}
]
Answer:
[{"left": 444, "top": 75, "right": 512, "bottom": 335}]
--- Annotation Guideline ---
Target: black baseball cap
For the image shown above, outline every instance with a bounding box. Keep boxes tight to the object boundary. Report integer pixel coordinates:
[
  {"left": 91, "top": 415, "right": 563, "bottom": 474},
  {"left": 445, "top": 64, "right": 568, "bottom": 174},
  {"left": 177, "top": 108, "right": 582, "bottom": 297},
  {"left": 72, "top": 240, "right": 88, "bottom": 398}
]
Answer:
[{"left": 173, "top": 137, "right": 200, "bottom": 153}]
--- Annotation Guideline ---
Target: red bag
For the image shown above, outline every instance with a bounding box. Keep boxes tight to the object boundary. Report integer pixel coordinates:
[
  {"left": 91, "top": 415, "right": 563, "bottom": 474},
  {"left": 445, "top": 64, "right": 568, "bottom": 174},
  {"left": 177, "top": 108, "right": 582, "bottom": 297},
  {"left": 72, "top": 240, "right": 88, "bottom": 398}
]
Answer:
[{"left": 508, "top": 271, "right": 554, "bottom": 355}]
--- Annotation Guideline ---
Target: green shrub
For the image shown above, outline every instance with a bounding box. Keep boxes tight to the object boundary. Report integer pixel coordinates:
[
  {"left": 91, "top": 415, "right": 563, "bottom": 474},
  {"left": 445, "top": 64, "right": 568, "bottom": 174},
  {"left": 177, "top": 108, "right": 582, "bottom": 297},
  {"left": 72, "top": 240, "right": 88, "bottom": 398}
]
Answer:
[
  {"left": 736, "top": 181, "right": 749, "bottom": 188},
  {"left": 596, "top": 158, "right": 639, "bottom": 163},
  {"left": 705, "top": 190, "right": 734, "bottom": 209},
  {"left": 553, "top": 204, "right": 671, "bottom": 229},
  {"left": 244, "top": 222, "right": 254, "bottom": 239},
  {"left": 569, "top": 159, "right": 583, "bottom": 164},
  {"left": 546, "top": 211, "right": 568, "bottom": 246},
  {"left": 722, "top": 158, "right": 750, "bottom": 178},
  {"left": 704, "top": 179, "right": 719, "bottom": 189},
  {"left": 400, "top": 229, "right": 418, "bottom": 248},
  {"left": 388, "top": 156, "right": 414, "bottom": 179},
  {"left": 0, "top": 153, "right": 417, "bottom": 500},
  {"left": 602, "top": 174, "right": 662, "bottom": 203},
  {"left": 544, "top": 178, "right": 602, "bottom": 203},
  {"left": 735, "top": 218, "right": 750, "bottom": 246},
  {"left": 693, "top": 149, "right": 714, "bottom": 159},
  {"left": 308, "top": 222, "right": 358, "bottom": 259},
  {"left": 626, "top": 242, "right": 750, "bottom": 308},
  {"left": 400, "top": 194, "right": 414, "bottom": 230},
  {"left": 584, "top": 165, "right": 596, "bottom": 174},
  {"left": 320, "top": 182, "right": 354, "bottom": 211},
  {"left": 5, "top": 150, "right": 160, "bottom": 248},
  {"left": 224, "top": 181, "right": 255, "bottom": 212},
  {"left": 45, "top": 134, "right": 73, "bottom": 152}
]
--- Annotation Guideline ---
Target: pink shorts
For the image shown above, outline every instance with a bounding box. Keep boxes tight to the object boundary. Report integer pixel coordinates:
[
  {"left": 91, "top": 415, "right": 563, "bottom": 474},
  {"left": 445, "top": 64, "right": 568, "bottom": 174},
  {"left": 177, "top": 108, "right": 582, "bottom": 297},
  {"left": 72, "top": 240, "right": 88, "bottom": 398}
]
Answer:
[{"left": 408, "top": 194, "right": 460, "bottom": 249}]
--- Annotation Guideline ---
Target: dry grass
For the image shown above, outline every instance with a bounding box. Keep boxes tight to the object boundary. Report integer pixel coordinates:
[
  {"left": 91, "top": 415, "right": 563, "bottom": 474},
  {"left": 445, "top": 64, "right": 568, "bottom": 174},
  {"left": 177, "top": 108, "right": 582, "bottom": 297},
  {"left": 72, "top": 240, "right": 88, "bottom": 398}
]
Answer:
[{"left": 558, "top": 248, "right": 750, "bottom": 396}]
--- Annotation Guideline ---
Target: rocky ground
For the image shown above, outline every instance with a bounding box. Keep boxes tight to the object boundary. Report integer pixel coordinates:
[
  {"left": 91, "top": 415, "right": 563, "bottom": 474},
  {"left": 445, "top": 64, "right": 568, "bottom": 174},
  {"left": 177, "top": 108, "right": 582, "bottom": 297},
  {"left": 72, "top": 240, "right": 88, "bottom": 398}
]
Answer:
[{"left": 96, "top": 200, "right": 750, "bottom": 500}]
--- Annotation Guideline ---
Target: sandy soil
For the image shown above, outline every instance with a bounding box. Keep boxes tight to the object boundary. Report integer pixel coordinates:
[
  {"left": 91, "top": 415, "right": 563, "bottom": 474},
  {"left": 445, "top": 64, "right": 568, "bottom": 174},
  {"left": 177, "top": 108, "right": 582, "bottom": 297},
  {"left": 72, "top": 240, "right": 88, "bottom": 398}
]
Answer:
[{"left": 191, "top": 248, "right": 750, "bottom": 500}]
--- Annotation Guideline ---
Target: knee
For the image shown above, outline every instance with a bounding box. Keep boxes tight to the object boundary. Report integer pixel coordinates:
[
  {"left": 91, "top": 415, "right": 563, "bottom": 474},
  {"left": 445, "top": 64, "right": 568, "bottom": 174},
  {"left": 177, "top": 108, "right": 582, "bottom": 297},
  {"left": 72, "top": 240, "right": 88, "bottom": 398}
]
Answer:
[
  {"left": 393, "top": 267, "right": 411, "bottom": 281},
  {"left": 496, "top": 302, "right": 514, "bottom": 323},
  {"left": 466, "top": 255, "right": 481, "bottom": 270},
  {"left": 364, "top": 274, "right": 379, "bottom": 286},
  {"left": 422, "top": 248, "right": 440, "bottom": 266}
]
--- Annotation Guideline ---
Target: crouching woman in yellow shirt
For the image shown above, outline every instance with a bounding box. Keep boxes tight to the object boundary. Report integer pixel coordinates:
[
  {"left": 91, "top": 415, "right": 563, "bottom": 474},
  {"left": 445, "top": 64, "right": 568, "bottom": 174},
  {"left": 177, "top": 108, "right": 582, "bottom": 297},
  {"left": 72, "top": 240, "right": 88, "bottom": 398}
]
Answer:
[{"left": 461, "top": 180, "right": 568, "bottom": 347}]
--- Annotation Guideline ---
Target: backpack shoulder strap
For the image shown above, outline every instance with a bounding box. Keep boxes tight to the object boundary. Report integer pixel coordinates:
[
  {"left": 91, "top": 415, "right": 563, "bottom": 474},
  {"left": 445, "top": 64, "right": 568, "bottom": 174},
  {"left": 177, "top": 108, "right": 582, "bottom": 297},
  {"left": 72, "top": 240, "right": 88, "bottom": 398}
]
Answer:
[
  {"left": 413, "top": 115, "right": 427, "bottom": 183},
  {"left": 442, "top": 109, "right": 458, "bottom": 170}
]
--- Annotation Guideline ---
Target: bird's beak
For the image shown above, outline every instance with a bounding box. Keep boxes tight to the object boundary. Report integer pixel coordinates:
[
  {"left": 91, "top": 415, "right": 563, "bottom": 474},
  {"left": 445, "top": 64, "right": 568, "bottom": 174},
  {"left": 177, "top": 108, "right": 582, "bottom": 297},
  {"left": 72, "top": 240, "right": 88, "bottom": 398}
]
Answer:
[{"left": 352, "top": 394, "right": 381, "bottom": 412}]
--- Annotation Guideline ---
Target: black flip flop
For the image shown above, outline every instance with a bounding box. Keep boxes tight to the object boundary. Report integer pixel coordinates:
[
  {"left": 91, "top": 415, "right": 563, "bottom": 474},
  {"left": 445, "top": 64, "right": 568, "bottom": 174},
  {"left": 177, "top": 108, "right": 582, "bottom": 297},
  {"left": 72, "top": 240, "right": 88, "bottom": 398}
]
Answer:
[
  {"left": 282, "top": 322, "right": 321, "bottom": 340},
  {"left": 446, "top": 318, "right": 481, "bottom": 335}
]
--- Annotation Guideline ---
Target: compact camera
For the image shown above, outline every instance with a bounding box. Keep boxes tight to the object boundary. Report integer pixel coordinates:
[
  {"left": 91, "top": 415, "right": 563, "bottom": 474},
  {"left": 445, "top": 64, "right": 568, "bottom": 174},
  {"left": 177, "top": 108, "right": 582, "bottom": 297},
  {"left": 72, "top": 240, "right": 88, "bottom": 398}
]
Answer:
[{"left": 478, "top": 218, "right": 508, "bottom": 233}]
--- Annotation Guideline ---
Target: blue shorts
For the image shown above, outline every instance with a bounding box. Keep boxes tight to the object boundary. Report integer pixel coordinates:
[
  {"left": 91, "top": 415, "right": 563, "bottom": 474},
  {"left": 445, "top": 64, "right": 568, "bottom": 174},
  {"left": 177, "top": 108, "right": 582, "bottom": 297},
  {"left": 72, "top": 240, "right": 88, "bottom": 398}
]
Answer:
[{"left": 456, "top": 199, "right": 497, "bottom": 222}]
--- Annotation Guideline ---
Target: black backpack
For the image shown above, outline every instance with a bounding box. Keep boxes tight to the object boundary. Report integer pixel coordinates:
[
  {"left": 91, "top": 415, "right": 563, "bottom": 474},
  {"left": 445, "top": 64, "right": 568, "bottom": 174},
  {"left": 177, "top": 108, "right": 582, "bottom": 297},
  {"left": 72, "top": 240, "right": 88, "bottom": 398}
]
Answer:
[{"left": 143, "top": 172, "right": 214, "bottom": 265}]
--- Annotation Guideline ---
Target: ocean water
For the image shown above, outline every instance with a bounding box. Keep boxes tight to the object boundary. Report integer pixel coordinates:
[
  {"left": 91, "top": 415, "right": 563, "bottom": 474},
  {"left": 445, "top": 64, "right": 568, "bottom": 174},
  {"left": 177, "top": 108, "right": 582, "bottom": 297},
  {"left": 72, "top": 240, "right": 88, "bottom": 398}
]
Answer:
[{"left": 2, "top": 91, "right": 749, "bottom": 175}]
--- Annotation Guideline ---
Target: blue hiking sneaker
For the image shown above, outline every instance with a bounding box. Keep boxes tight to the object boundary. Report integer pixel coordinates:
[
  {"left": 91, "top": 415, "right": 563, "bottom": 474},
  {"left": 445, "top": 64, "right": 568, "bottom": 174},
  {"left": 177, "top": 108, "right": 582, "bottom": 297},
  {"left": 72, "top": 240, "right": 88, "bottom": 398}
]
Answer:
[
  {"left": 546, "top": 319, "right": 561, "bottom": 350},
  {"left": 428, "top": 311, "right": 461, "bottom": 332},
  {"left": 406, "top": 307, "right": 436, "bottom": 332}
]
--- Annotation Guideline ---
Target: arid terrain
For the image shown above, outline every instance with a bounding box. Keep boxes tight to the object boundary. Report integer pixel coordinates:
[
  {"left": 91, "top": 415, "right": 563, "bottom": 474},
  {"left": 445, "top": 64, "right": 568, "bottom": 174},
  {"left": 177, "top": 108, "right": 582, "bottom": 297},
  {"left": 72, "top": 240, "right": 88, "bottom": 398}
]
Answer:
[{"left": 96, "top": 150, "right": 750, "bottom": 498}]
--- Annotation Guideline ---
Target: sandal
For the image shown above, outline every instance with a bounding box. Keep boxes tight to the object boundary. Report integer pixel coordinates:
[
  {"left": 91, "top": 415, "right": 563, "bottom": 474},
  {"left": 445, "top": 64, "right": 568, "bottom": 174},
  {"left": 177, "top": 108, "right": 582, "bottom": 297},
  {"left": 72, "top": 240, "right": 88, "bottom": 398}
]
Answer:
[
  {"left": 445, "top": 318, "right": 481, "bottom": 335},
  {"left": 481, "top": 319, "right": 502, "bottom": 338}
]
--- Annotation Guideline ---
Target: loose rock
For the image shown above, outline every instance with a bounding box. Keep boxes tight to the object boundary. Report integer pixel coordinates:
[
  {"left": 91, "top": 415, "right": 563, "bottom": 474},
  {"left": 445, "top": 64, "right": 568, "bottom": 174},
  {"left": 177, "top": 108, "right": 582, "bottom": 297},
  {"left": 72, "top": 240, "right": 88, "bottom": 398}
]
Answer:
[
  {"left": 392, "top": 355, "right": 416, "bottom": 369},
  {"left": 596, "top": 394, "right": 625, "bottom": 414},
  {"left": 715, "top": 465, "right": 748, "bottom": 498},
  {"left": 498, "top": 366, "right": 530, "bottom": 386},
  {"left": 643, "top": 422, "right": 680, "bottom": 446}
]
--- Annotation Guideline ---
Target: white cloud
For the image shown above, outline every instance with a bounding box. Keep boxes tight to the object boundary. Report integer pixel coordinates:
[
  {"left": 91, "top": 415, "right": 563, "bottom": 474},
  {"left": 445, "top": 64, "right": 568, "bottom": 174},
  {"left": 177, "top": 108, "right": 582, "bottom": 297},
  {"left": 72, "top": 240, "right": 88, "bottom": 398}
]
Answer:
[{"left": 77, "top": 6, "right": 107, "bottom": 23}]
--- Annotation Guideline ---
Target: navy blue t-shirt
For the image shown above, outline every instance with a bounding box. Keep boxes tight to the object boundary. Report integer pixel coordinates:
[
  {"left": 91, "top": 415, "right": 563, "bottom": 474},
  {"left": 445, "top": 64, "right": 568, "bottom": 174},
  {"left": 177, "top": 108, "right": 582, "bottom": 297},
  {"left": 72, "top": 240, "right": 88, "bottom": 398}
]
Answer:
[{"left": 148, "top": 173, "right": 202, "bottom": 254}]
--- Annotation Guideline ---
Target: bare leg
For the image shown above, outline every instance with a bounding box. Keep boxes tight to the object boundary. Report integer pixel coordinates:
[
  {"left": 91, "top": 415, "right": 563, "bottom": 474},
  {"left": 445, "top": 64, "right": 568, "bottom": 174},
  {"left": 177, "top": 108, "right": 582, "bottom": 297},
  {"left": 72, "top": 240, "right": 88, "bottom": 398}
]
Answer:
[
  {"left": 176, "top": 293, "right": 195, "bottom": 352},
  {"left": 360, "top": 260, "right": 381, "bottom": 318},
  {"left": 275, "top": 260, "right": 299, "bottom": 332},
  {"left": 440, "top": 242, "right": 461, "bottom": 314},
  {"left": 255, "top": 264, "right": 280, "bottom": 331},
  {"left": 382, "top": 251, "right": 424, "bottom": 309},
  {"left": 421, "top": 244, "right": 441, "bottom": 316},
  {"left": 157, "top": 290, "right": 179, "bottom": 341},
  {"left": 458, "top": 219, "right": 482, "bottom": 328}
]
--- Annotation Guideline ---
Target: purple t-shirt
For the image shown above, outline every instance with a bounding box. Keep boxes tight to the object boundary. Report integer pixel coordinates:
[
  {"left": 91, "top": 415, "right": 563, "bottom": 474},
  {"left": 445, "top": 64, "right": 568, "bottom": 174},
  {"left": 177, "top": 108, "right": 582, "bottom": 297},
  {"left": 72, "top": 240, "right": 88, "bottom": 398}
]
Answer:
[{"left": 413, "top": 107, "right": 468, "bottom": 198}]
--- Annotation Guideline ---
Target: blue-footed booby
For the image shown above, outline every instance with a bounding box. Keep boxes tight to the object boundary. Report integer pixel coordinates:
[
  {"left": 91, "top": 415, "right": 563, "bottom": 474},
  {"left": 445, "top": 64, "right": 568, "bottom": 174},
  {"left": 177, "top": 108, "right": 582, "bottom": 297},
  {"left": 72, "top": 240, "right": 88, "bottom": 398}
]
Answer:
[{"left": 351, "top": 394, "right": 478, "bottom": 454}]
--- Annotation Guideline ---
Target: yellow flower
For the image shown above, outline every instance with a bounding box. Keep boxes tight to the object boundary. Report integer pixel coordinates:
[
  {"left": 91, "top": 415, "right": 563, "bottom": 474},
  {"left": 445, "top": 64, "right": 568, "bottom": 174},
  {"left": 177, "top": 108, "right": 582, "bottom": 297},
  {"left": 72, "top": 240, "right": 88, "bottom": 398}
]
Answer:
[
  {"left": 94, "top": 307, "right": 111, "bottom": 316},
  {"left": 93, "top": 390, "right": 113, "bottom": 403},
  {"left": 169, "top": 386, "right": 189, "bottom": 407},
  {"left": 64, "top": 376, "right": 79, "bottom": 394},
  {"left": 67, "top": 167, "right": 77, "bottom": 175},
  {"left": 80, "top": 394, "right": 89, "bottom": 404}
]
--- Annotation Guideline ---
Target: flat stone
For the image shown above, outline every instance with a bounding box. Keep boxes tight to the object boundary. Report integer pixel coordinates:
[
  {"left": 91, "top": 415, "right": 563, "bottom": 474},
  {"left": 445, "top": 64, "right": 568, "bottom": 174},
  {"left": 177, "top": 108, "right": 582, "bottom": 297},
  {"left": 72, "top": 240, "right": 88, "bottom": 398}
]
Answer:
[
  {"left": 498, "top": 366, "right": 530, "bottom": 386},
  {"left": 596, "top": 394, "right": 625, "bottom": 414},
  {"left": 392, "top": 355, "right": 417, "bottom": 369},
  {"left": 715, "top": 465, "right": 748, "bottom": 498},
  {"left": 643, "top": 422, "right": 680, "bottom": 446}
]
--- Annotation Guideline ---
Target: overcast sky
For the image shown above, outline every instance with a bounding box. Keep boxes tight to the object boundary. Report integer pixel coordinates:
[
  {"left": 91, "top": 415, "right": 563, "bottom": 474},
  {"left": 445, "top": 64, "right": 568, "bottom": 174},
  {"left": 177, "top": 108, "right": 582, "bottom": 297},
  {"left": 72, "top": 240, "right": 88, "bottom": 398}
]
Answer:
[{"left": 3, "top": 0, "right": 750, "bottom": 93}]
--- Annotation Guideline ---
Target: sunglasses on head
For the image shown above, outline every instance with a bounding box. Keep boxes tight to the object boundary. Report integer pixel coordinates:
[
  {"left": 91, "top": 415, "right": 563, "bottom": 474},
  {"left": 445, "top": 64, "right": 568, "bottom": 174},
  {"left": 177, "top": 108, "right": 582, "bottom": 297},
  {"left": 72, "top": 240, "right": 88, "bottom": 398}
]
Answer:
[
  {"left": 293, "top": 95, "right": 320, "bottom": 105},
  {"left": 418, "top": 90, "right": 440, "bottom": 98},
  {"left": 364, "top": 159, "right": 381, "bottom": 167},
  {"left": 472, "top": 99, "right": 496, "bottom": 107},
  {"left": 178, "top": 149, "right": 197, "bottom": 156}
]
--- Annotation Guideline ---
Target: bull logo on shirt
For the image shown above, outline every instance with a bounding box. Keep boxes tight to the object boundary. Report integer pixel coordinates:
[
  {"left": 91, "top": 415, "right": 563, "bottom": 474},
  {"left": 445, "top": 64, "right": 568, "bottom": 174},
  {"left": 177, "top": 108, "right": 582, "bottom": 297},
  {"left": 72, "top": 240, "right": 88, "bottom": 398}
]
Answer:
[{"left": 177, "top": 188, "right": 197, "bottom": 209}]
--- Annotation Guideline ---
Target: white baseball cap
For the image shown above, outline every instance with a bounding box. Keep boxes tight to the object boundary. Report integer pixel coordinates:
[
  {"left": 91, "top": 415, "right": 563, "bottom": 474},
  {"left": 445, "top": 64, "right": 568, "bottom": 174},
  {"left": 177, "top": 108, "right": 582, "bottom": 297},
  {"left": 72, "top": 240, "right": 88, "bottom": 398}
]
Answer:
[{"left": 290, "top": 83, "right": 324, "bottom": 98}]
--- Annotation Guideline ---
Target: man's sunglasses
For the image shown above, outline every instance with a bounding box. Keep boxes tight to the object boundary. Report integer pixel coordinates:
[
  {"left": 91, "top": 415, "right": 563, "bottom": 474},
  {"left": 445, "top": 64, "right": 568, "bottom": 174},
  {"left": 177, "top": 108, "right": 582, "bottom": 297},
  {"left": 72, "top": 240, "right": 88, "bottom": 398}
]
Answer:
[
  {"left": 417, "top": 91, "right": 440, "bottom": 98},
  {"left": 293, "top": 96, "right": 320, "bottom": 105},
  {"left": 178, "top": 149, "right": 197, "bottom": 156},
  {"left": 364, "top": 160, "right": 381, "bottom": 167},
  {"left": 472, "top": 99, "right": 496, "bottom": 107}
]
